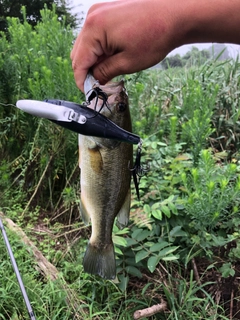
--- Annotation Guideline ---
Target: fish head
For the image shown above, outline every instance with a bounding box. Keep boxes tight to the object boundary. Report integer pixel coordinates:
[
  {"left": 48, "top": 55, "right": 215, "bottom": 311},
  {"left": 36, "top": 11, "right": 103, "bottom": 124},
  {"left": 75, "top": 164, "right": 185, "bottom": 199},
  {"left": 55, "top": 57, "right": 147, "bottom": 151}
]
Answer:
[
  {"left": 99, "top": 80, "right": 131, "bottom": 130},
  {"left": 86, "top": 77, "right": 132, "bottom": 132}
]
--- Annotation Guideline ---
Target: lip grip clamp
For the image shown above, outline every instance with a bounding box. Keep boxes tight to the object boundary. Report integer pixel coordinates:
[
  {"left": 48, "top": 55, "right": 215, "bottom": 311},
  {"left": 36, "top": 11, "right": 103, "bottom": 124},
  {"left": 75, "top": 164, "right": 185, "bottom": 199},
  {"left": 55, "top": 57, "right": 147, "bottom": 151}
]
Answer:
[{"left": 44, "top": 99, "right": 141, "bottom": 144}]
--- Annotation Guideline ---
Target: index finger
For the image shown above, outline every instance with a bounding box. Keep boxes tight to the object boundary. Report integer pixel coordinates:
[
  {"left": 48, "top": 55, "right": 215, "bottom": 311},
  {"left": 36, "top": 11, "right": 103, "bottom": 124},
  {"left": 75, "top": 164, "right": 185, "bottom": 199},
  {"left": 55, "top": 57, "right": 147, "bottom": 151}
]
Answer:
[
  {"left": 70, "top": 26, "right": 105, "bottom": 92},
  {"left": 71, "top": 51, "right": 94, "bottom": 92}
]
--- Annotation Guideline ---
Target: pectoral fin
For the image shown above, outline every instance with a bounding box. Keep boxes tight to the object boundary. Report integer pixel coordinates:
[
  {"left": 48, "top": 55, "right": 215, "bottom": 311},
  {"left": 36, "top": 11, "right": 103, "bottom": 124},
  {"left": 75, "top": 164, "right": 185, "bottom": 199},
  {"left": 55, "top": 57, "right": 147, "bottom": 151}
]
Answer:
[
  {"left": 116, "top": 188, "right": 131, "bottom": 229},
  {"left": 80, "top": 198, "right": 91, "bottom": 225}
]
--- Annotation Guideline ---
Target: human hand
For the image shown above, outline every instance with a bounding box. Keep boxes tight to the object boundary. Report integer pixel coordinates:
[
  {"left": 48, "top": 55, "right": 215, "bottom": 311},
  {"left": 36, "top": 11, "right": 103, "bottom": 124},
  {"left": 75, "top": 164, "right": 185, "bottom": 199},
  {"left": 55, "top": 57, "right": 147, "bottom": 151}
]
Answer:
[
  {"left": 70, "top": 0, "right": 179, "bottom": 91},
  {"left": 71, "top": 0, "right": 240, "bottom": 92}
]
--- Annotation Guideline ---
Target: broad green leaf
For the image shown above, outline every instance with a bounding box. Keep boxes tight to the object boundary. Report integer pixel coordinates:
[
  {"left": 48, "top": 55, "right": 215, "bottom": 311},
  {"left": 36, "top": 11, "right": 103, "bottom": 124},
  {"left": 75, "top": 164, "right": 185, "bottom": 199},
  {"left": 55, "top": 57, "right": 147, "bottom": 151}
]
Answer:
[
  {"left": 151, "top": 209, "right": 162, "bottom": 220},
  {"left": 144, "top": 241, "right": 155, "bottom": 247},
  {"left": 125, "top": 266, "right": 142, "bottom": 278},
  {"left": 135, "top": 250, "right": 149, "bottom": 263},
  {"left": 176, "top": 203, "right": 185, "bottom": 210},
  {"left": 126, "top": 238, "right": 138, "bottom": 246},
  {"left": 151, "top": 202, "right": 160, "bottom": 210},
  {"left": 118, "top": 274, "right": 129, "bottom": 292},
  {"left": 158, "top": 246, "right": 179, "bottom": 258},
  {"left": 169, "top": 226, "right": 187, "bottom": 237},
  {"left": 125, "top": 257, "right": 138, "bottom": 266},
  {"left": 161, "top": 205, "right": 171, "bottom": 218},
  {"left": 132, "top": 228, "right": 143, "bottom": 239},
  {"left": 168, "top": 202, "right": 178, "bottom": 215},
  {"left": 135, "top": 229, "right": 150, "bottom": 242},
  {"left": 151, "top": 141, "right": 158, "bottom": 149},
  {"left": 175, "top": 154, "right": 191, "bottom": 161},
  {"left": 211, "top": 234, "right": 233, "bottom": 247},
  {"left": 150, "top": 241, "right": 170, "bottom": 252},
  {"left": 147, "top": 256, "right": 160, "bottom": 273},
  {"left": 116, "top": 259, "right": 123, "bottom": 266},
  {"left": 132, "top": 245, "right": 144, "bottom": 251},
  {"left": 162, "top": 255, "right": 179, "bottom": 261},
  {"left": 143, "top": 204, "right": 151, "bottom": 214},
  {"left": 114, "top": 246, "right": 123, "bottom": 255},
  {"left": 157, "top": 142, "right": 167, "bottom": 147},
  {"left": 219, "top": 263, "right": 235, "bottom": 278},
  {"left": 166, "top": 195, "right": 175, "bottom": 202},
  {"left": 113, "top": 235, "right": 127, "bottom": 247},
  {"left": 113, "top": 227, "right": 129, "bottom": 235}
]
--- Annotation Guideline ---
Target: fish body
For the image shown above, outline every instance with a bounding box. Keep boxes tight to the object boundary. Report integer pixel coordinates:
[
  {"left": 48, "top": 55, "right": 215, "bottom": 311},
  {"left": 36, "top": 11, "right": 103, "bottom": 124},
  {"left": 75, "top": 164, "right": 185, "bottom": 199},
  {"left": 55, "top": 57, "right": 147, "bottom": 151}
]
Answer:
[{"left": 79, "top": 75, "right": 132, "bottom": 279}]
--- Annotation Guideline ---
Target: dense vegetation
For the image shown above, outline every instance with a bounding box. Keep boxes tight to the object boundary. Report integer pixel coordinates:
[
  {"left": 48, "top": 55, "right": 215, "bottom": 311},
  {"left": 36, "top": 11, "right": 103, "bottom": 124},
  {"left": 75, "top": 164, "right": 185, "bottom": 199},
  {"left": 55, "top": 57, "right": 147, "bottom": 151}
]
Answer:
[
  {"left": 161, "top": 44, "right": 230, "bottom": 69},
  {"left": 0, "top": 0, "right": 79, "bottom": 31},
  {"left": 0, "top": 8, "right": 240, "bottom": 320}
]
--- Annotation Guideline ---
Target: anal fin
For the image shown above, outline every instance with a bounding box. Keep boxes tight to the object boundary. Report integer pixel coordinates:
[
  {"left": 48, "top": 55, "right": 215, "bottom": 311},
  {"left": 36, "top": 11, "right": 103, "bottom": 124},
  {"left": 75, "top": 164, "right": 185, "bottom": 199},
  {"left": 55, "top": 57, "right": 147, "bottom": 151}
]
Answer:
[
  {"left": 116, "top": 188, "right": 131, "bottom": 229},
  {"left": 80, "top": 199, "right": 91, "bottom": 225}
]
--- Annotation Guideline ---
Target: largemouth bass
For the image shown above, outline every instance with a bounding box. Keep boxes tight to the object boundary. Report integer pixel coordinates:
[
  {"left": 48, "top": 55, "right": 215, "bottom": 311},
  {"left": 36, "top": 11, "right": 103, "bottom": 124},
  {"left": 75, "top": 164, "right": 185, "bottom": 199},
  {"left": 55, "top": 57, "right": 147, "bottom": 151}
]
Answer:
[{"left": 79, "top": 74, "right": 132, "bottom": 279}]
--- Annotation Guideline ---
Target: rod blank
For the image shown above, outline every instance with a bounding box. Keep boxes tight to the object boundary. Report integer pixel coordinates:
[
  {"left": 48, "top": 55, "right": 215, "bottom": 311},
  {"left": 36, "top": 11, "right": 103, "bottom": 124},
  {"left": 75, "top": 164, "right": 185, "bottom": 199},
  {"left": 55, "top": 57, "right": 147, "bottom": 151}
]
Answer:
[{"left": 0, "top": 218, "right": 36, "bottom": 320}]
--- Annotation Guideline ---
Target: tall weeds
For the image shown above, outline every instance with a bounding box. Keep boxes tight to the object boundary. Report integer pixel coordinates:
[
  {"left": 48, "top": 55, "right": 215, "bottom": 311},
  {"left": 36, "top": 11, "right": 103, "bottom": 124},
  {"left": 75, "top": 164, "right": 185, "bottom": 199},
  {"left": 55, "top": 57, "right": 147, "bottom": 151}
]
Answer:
[{"left": 0, "top": 7, "right": 83, "bottom": 216}]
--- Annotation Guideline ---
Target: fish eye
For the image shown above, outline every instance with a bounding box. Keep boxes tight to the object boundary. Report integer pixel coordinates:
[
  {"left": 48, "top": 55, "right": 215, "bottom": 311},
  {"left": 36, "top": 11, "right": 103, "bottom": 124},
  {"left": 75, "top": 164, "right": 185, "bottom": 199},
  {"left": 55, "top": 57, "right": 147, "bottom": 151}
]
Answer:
[{"left": 117, "top": 102, "right": 126, "bottom": 112}]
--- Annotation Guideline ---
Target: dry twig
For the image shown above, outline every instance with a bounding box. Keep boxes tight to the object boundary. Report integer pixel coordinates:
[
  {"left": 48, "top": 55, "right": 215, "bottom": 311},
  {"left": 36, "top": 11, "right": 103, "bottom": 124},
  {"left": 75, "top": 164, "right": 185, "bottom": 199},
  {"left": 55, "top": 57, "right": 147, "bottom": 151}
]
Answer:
[
  {"left": 133, "top": 299, "right": 167, "bottom": 320},
  {"left": 230, "top": 289, "right": 234, "bottom": 320},
  {"left": 191, "top": 257, "right": 201, "bottom": 285},
  {"left": 21, "top": 154, "right": 53, "bottom": 217}
]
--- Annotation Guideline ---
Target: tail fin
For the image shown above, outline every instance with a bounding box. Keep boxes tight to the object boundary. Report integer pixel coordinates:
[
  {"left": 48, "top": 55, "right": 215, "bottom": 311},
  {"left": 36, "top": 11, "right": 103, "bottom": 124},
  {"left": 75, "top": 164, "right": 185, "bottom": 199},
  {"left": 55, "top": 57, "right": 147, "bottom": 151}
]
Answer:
[{"left": 83, "top": 242, "right": 116, "bottom": 280}]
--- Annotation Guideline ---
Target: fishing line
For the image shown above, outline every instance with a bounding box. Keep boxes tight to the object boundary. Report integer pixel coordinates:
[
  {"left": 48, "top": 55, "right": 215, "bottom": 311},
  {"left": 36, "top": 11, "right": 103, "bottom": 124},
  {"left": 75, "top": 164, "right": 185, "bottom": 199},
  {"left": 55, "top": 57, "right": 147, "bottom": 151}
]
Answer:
[{"left": 0, "top": 218, "right": 36, "bottom": 320}]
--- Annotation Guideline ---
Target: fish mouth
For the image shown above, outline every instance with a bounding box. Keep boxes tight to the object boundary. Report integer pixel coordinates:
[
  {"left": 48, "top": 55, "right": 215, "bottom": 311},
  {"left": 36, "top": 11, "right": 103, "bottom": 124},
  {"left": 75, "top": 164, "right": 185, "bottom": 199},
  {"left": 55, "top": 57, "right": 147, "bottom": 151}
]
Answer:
[
  {"left": 84, "top": 74, "right": 124, "bottom": 101},
  {"left": 84, "top": 73, "right": 100, "bottom": 100}
]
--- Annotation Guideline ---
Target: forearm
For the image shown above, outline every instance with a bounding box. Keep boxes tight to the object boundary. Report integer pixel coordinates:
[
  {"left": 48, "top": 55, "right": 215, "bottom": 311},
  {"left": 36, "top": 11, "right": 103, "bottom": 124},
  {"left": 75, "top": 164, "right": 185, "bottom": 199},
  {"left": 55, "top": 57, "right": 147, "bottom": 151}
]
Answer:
[{"left": 174, "top": 0, "right": 240, "bottom": 46}]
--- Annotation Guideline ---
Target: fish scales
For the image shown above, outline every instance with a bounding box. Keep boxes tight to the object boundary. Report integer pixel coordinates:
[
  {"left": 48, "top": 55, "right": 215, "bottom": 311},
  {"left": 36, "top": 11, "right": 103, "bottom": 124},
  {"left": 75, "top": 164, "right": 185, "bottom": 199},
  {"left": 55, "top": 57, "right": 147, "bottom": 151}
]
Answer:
[{"left": 79, "top": 75, "right": 133, "bottom": 279}]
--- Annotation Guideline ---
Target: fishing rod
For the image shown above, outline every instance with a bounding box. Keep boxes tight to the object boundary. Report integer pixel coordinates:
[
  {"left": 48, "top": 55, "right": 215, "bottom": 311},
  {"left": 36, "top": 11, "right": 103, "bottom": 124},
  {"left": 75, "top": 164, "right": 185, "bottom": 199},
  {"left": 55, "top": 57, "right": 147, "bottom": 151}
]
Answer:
[{"left": 0, "top": 217, "right": 36, "bottom": 320}]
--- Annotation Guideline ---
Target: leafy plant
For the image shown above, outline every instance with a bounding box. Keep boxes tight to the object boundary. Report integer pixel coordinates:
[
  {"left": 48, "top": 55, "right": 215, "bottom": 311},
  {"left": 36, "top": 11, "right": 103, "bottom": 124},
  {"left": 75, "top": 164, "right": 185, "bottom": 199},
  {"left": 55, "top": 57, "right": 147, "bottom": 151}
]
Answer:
[{"left": 0, "top": 7, "right": 83, "bottom": 215}]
